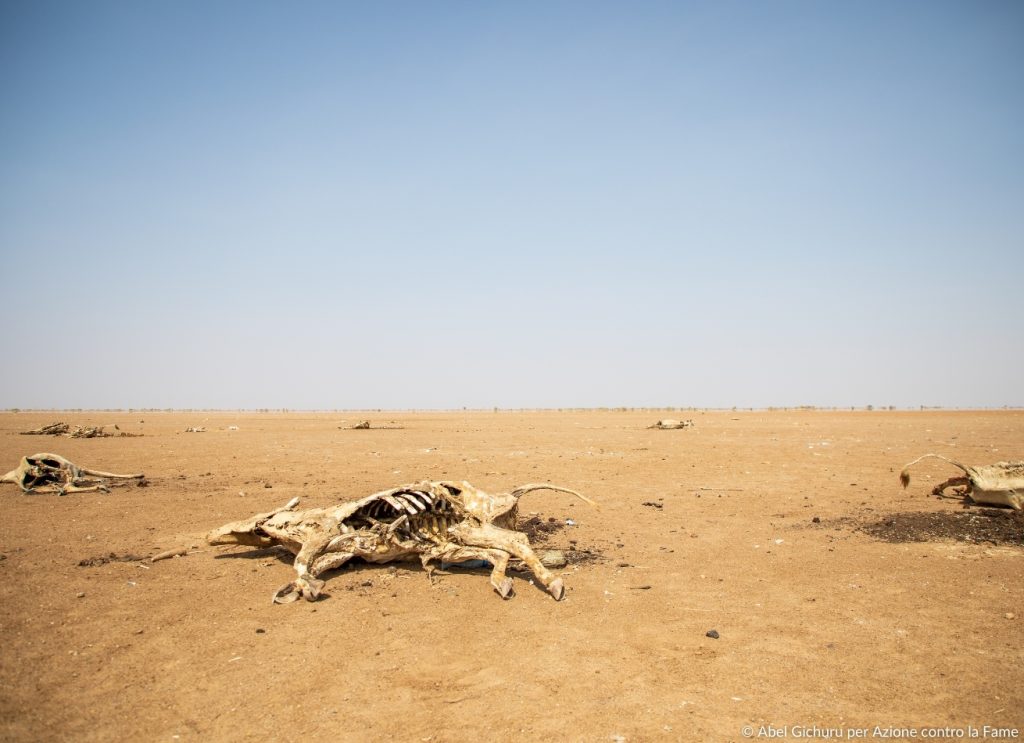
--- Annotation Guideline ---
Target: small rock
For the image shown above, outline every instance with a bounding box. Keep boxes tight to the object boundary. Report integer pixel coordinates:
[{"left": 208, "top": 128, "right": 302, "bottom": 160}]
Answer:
[
  {"left": 812, "top": 517, "right": 821, "bottom": 523},
  {"left": 256, "top": 628, "right": 266, "bottom": 634},
  {"left": 76, "top": 591, "right": 85, "bottom": 598},
  {"left": 264, "top": 483, "right": 272, "bottom": 488},
  {"left": 540, "top": 550, "right": 567, "bottom": 568},
  {"left": 134, "top": 628, "right": 144, "bottom": 635},
  {"left": 705, "top": 629, "right": 720, "bottom": 639},
  {"left": 1006, "top": 613, "right": 1016, "bottom": 620}
]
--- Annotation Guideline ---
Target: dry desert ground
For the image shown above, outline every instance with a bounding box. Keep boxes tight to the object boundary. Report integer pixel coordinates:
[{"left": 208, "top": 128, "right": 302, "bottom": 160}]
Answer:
[{"left": 0, "top": 410, "right": 1021, "bottom": 742}]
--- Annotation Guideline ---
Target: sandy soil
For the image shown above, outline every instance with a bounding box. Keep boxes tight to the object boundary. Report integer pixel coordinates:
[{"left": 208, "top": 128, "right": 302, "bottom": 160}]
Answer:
[{"left": 0, "top": 410, "right": 1021, "bottom": 742}]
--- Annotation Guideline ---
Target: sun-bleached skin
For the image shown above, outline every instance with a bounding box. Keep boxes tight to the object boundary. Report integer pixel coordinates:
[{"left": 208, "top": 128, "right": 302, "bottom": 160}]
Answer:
[
  {"left": 1, "top": 452, "right": 145, "bottom": 495},
  {"left": 899, "top": 453, "right": 1024, "bottom": 510},
  {"left": 208, "top": 481, "right": 594, "bottom": 604}
]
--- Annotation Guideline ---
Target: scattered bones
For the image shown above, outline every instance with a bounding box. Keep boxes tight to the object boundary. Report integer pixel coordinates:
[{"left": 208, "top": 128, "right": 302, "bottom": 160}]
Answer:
[
  {"left": 648, "top": 419, "right": 694, "bottom": 430},
  {"left": 209, "top": 480, "right": 594, "bottom": 604},
  {"left": 900, "top": 454, "right": 1024, "bottom": 510},
  {"left": 1, "top": 453, "right": 145, "bottom": 495}
]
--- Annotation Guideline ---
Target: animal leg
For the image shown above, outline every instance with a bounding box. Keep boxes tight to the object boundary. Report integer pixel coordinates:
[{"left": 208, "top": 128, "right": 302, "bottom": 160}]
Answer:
[
  {"left": 273, "top": 530, "right": 337, "bottom": 604},
  {"left": 457, "top": 525, "right": 565, "bottom": 600},
  {"left": 77, "top": 467, "right": 144, "bottom": 480},
  {"left": 932, "top": 476, "right": 971, "bottom": 497},
  {"left": 60, "top": 484, "right": 110, "bottom": 495},
  {"left": 309, "top": 551, "right": 354, "bottom": 579},
  {"left": 419, "top": 553, "right": 437, "bottom": 584},
  {"left": 434, "top": 544, "right": 514, "bottom": 598}
]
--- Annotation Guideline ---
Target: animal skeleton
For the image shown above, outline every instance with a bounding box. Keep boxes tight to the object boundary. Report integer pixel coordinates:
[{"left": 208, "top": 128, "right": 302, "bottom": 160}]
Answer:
[
  {"left": 900, "top": 454, "right": 1024, "bottom": 510},
  {"left": 648, "top": 419, "right": 694, "bottom": 429},
  {"left": 1, "top": 453, "right": 145, "bottom": 495},
  {"left": 209, "top": 480, "right": 594, "bottom": 604}
]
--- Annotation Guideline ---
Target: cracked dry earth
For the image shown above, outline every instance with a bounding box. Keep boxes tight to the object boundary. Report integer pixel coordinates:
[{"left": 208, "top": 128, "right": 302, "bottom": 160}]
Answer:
[{"left": 0, "top": 410, "right": 1021, "bottom": 741}]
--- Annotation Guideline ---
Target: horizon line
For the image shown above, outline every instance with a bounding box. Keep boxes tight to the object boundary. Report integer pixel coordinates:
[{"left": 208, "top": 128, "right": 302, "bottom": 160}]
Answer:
[{"left": 2, "top": 406, "right": 1022, "bottom": 414}]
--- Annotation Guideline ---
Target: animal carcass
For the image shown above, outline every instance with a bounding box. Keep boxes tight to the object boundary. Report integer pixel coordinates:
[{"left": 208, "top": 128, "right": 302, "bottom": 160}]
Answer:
[
  {"left": 209, "top": 480, "right": 593, "bottom": 604},
  {"left": 2, "top": 453, "right": 145, "bottom": 495},
  {"left": 648, "top": 419, "right": 694, "bottom": 430},
  {"left": 899, "top": 454, "right": 1024, "bottom": 510}
]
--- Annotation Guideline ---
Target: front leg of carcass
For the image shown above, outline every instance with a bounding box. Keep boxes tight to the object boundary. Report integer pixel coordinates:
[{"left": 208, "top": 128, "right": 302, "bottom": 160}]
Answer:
[
  {"left": 273, "top": 532, "right": 336, "bottom": 604},
  {"left": 453, "top": 523, "right": 565, "bottom": 600}
]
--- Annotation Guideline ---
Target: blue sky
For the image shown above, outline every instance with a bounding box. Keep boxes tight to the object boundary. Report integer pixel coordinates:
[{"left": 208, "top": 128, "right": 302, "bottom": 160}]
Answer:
[{"left": 1, "top": 1, "right": 1021, "bottom": 409}]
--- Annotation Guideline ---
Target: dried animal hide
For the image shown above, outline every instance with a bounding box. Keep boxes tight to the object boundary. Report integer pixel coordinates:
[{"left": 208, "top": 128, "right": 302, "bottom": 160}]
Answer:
[
  {"left": 900, "top": 454, "right": 1024, "bottom": 510},
  {"left": 1, "top": 453, "right": 145, "bottom": 495},
  {"left": 209, "top": 481, "right": 594, "bottom": 604}
]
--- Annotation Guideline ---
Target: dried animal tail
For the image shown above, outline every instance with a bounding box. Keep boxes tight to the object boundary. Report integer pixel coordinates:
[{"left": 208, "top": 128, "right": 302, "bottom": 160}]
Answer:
[
  {"left": 511, "top": 484, "right": 597, "bottom": 507},
  {"left": 899, "top": 453, "right": 971, "bottom": 489}
]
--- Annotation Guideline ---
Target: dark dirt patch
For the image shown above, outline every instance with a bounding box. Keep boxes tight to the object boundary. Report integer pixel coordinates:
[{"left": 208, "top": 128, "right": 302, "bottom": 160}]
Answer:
[
  {"left": 564, "top": 547, "right": 602, "bottom": 564},
  {"left": 859, "top": 508, "right": 1024, "bottom": 546},
  {"left": 77, "top": 552, "right": 146, "bottom": 567},
  {"left": 519, "top": 515, "right": 601, "bottom": 562},
  {"left": 519, "top": 515, "right": 566, "bottom": 542}
]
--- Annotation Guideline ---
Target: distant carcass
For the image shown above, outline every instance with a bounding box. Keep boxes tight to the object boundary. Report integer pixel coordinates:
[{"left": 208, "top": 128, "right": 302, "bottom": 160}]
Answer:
[{"left": 648, "top": 419, "right": 694, "bottom": 430}]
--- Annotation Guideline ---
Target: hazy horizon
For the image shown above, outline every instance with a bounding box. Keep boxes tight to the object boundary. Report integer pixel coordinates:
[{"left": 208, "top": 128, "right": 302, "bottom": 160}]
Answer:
[{"left": 2, "top": 2, "right": 1022, "bottom": 410}]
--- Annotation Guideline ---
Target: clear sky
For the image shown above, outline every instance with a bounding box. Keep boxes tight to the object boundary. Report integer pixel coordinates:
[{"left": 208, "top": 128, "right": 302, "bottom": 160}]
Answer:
[{"left": 1, "top": 1, "right": 1021, "bottom": 409}]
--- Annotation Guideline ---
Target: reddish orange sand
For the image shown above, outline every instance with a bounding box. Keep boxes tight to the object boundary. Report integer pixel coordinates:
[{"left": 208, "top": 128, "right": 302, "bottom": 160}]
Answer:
[{"left": 1, "top": 410, "right": 1021, "bottom": 741}]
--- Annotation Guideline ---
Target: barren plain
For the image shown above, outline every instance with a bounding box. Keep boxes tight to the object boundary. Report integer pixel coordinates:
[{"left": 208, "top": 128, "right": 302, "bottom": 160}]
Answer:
[{"left": 0, "top": 410, "right": 1021, "bottom": 742}]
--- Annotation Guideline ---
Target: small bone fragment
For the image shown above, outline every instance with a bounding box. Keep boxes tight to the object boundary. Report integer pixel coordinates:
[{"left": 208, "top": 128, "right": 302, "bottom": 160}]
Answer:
[{"left": 151, "top": 548, "right": 188, "bottom": 562}]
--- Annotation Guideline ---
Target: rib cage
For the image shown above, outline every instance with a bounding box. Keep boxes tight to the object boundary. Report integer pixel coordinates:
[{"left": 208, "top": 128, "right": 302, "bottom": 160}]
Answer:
[{"left": 343, "top": 487, "right": 463, "bottom": 544}]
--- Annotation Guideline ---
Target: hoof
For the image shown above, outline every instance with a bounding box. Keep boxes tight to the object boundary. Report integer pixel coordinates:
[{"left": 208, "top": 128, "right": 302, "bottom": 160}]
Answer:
[
  {"left": 495, "top": 577, "right": 515, "bottom": 599},
  {"left": 272, "top": 583, "right": 301, "bottom": 604},
  {"left": 548, "top": 578, "right": 565, "bottom": 601},
  {"left": 300, "top": 577, "right": 325, "bottom": 601}
]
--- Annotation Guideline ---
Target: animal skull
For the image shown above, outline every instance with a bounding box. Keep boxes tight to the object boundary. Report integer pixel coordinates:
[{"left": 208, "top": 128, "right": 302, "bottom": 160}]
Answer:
[
  {"left": 1, "top": 452, "right": 145, "bottom": 495},
  {"left": 899, "top": 454, "right": 1024, "bottom": 510},
  {"left": 209, "top": 480, "right": 594, "bottom": 604}
]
